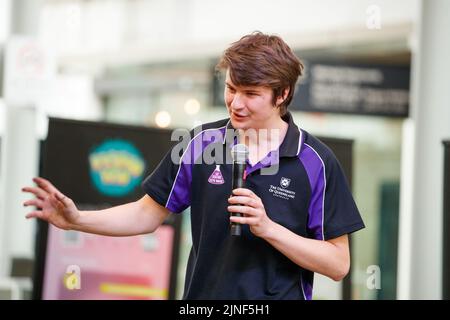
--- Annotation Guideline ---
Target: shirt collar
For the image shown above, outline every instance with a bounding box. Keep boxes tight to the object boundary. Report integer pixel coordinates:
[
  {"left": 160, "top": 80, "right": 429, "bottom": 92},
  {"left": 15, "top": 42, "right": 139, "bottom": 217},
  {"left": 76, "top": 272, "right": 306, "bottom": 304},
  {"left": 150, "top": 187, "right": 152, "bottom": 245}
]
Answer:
[{"left": 279, "top": 111, "right": 303, "bottom": 157}]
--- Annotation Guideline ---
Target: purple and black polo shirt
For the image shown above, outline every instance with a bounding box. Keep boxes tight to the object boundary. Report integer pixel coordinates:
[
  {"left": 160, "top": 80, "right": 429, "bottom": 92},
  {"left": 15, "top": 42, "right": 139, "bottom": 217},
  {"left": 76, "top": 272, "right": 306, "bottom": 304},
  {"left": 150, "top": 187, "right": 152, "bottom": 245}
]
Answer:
[{"left": 142, "top": 112, "right": 365, "bottom": 300}]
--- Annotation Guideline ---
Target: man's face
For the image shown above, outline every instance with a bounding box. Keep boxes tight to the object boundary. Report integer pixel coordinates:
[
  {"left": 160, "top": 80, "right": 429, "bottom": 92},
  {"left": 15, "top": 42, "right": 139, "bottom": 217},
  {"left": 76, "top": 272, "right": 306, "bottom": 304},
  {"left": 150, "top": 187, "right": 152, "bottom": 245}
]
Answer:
[{"left": 224, "top": 70, "right": 282, "bottom": 130}]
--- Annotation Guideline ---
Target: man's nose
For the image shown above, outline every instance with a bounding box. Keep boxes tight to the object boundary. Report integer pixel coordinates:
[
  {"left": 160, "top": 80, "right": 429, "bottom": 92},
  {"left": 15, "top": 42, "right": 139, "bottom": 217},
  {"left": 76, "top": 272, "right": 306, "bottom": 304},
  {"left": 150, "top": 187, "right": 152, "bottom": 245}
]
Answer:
[{"left": 230, "top": 93, "right": 244, "bottom": 110}]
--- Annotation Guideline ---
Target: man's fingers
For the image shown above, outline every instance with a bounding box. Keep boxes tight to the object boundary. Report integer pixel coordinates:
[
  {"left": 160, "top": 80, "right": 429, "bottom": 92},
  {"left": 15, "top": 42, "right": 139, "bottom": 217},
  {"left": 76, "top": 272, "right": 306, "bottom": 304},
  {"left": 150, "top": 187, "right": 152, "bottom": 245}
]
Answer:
[
  {"left": 228, "top": 196, "right": 258, "bottom": 207},
  {"left": 22, "top": 186, "right": 47, "bottom": 200},
  {"left": 228, "top": 205, "right": 257, "bottom": 216},
  {"left": 230, "top": 216, "right": 258, "bottom": 225},
  {"left": 32, "top": 177, "right": 70, "bottom": 207},
  {"left": 232, "top": 188, "right": 257, "bottom": 198},
  {"left": 54, "top": 192, "right": 71, "bottom": 207},
  {"left": 33, "top": 177, "right": 59, "bottom": 194},
  {"left": 23, "top": 199, "right": 44, "bottom": 209},
  {"left": 25, "top": 211, "right": 44, "bottom": 220}
]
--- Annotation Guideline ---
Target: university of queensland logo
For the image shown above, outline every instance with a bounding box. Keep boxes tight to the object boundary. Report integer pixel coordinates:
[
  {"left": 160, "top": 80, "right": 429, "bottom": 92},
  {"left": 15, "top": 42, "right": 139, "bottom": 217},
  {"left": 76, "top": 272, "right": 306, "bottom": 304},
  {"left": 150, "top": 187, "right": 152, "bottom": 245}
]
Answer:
[
  {"left": 89, "top": 139, "right": 146, "bottom": 197},
  {"left": 280, "top": 177, "right": 291, "bottom": 189}
]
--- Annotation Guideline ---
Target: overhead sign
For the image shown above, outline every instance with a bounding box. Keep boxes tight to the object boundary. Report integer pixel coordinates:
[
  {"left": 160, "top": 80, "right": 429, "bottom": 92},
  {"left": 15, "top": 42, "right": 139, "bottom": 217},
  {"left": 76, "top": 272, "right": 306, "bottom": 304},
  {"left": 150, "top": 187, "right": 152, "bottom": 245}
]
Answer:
[{"left": 290, "top": 60, "right": 410, "bottom": 117}]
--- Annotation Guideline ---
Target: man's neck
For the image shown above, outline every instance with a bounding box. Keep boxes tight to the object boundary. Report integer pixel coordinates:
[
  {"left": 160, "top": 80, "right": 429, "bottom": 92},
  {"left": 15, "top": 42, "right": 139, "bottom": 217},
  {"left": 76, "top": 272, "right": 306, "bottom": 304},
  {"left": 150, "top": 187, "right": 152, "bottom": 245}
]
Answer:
[
  {"left": 238, "top": 116, "right": 289, "bottom": 165},
  {"left": 239, "top": 116, "right": 288, "bottom": 145}
]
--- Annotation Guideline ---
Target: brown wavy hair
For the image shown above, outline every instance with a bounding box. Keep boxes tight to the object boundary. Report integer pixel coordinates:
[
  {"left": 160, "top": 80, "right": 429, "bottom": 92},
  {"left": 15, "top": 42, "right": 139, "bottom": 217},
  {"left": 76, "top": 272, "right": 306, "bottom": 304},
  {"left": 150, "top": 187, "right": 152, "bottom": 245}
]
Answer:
[{"left": 216, "top": 31, "right": 304, "bottom": 116}]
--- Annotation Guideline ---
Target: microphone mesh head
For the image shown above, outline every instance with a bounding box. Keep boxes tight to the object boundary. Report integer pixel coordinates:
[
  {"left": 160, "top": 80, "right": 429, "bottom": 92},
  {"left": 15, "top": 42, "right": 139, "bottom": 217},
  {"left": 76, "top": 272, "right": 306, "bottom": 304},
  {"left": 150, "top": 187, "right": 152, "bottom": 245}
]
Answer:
[{"left": 231, "top": 144, "right": 249, "bottom": 163}]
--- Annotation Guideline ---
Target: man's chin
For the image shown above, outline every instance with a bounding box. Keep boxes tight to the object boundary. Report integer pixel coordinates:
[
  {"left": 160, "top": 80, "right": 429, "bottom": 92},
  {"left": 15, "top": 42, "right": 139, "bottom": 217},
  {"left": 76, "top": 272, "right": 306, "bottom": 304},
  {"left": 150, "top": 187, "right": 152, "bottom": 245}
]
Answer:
[{"left": 230, "top": 119, "right": 248, "bottom": 130}]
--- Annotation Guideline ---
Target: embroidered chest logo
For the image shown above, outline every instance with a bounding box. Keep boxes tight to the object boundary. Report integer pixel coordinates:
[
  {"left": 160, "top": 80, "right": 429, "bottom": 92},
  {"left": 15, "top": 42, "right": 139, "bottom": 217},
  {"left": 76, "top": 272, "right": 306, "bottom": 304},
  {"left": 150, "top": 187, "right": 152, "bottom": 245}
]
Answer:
[
  {"left": 208, "top": 165, "right": 225, "bottom": 185},
  {"left": 280, "top": 177, "right": 291, "bottom": 188},
  {"left": 269, "top": 177, "right": 296, "bottom": 200}
]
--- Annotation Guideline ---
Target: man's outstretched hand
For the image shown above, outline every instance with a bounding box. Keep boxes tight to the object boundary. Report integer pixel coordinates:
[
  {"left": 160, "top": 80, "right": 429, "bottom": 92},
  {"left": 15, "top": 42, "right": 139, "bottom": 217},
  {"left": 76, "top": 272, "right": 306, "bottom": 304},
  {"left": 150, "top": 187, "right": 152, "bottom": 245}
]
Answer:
[{"left": 22, "top": 177, "right": 80, "bottom": 230}]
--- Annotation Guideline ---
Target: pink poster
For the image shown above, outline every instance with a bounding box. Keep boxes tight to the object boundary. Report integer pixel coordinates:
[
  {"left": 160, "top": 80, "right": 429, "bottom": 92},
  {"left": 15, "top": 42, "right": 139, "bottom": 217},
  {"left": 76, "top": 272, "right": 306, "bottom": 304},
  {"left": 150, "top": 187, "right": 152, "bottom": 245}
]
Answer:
[{"left": 42, "top": 225, "right": 174, "bottom": 300}]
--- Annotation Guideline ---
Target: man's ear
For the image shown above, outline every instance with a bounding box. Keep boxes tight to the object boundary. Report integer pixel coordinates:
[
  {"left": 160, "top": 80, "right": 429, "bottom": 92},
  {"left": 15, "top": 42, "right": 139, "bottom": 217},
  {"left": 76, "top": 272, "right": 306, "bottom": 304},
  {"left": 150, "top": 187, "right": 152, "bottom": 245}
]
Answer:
[{"left": 276, "top": 88, "right": 290, "bottom": 106}]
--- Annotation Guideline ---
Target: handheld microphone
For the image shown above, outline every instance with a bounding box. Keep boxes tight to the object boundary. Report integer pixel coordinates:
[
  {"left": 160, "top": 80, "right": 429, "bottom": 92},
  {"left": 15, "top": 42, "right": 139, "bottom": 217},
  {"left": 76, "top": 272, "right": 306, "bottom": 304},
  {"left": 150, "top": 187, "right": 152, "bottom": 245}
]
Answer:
[{"left": 230, "top": 143, "right": 249, "bottom": 236}]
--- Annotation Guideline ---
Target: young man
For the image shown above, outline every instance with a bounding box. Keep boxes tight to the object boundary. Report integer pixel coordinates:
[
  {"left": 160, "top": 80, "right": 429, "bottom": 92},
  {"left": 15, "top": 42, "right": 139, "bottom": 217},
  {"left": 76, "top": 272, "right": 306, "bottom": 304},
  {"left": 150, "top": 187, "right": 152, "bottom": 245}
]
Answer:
[{"left": 23, "top": 32, "right": 364, "bottom": 300}]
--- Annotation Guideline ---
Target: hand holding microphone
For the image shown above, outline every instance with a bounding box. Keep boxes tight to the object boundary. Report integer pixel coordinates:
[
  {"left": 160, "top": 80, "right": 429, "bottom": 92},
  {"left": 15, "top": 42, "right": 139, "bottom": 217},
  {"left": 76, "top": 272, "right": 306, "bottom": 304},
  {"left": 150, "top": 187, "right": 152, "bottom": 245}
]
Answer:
[{"left": 228, "top": 144, "right": 274, "bottom": 238}]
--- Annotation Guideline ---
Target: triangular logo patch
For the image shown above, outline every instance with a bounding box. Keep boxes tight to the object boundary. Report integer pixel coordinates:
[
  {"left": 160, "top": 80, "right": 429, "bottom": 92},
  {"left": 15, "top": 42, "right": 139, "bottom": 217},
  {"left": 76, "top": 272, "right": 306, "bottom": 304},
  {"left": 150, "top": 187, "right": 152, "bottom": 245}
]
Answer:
[{"left": 208, "top": 165, "right": 225, "bottom": 185}]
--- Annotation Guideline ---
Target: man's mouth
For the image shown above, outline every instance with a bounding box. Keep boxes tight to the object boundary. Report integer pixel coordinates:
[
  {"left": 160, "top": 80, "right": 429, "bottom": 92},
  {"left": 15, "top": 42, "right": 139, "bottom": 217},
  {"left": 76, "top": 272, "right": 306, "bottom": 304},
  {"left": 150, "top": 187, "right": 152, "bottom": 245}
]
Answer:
[{"left": 232, "top": 113, "right": 248, "bottom": 119}]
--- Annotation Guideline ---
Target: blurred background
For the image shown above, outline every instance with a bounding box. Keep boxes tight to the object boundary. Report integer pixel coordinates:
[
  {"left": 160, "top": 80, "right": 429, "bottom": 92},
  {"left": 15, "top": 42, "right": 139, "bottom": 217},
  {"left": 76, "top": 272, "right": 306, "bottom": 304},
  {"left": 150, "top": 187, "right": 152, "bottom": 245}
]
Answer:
[{"left": 0, "top": 0, "right": 449, "bottom": 300}]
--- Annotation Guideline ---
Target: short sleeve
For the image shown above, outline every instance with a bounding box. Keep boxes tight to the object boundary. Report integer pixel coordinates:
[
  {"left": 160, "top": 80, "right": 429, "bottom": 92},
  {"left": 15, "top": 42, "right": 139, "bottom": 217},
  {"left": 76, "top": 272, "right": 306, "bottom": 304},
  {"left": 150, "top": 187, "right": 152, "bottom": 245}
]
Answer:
[
  {"left": 320, "top": 155, "right": 364, "bottom": 240},
  {"left": 300, "top": 143, "right": 365, "bottom": 240},
  {"left": 142, "top": 142, "right": 192, "bottom": 214}
]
